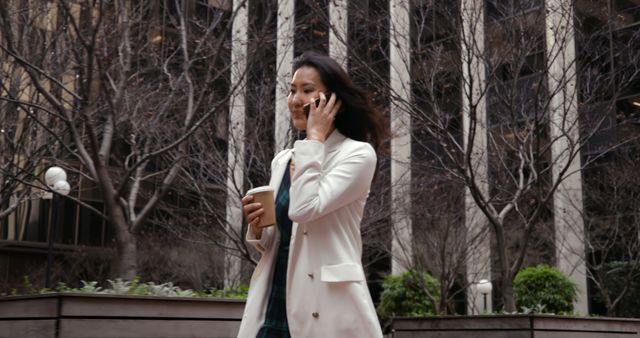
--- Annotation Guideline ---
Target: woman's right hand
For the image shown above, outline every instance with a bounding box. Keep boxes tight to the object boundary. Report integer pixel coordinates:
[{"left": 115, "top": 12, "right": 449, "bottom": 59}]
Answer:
[
  {"left": 242, "top": 195, "right": 265, "bottom": 238},
  {"left": 306, "top": 92, "right": 341, "bottom": 143}
]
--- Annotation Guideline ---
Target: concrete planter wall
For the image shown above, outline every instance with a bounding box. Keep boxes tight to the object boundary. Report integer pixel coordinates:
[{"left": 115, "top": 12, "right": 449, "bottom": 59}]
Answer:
[
  {"left": 0, "top": 293, "right": 245, "bottom": 338},
  {"left": 392, "top": 315, "right": 640, "bottom": 338}
]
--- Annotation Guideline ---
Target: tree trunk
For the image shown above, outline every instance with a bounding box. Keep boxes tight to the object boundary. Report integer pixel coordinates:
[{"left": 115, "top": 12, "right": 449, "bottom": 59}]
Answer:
[
  {"left": 110, "top": 208, "right": 138, "bottom": 280},
  {"left": 104, "top": 191, "right": 137, "bottom": 280},
  {"left": 114, "top": 233, "right": 138, "bottom": 280},
  {"left": 502, "top": 275, "right": 516, "bottom": 312},
  {"left": 494, "top": 223, "right": 517, "bottom": 312},
  {"left": 602, "top": 285, "right": 614, "bottom": 317},
  {"left": 114, "top": 224, "right": 137, "bottom": 280},
  {"left": 438, "top": 283, "right": 447, "bottom": 314}
]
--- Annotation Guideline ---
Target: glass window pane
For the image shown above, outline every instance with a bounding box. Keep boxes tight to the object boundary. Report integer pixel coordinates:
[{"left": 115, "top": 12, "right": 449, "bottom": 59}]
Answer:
[
  {"left": 78, "top": 201, "right": 105, "bottom": 246},
  {"left": 294, "top": 0, "right": 330, "bottom": 55},
  {"left": 486, "top": 0, "right": 543, "bottom": 21},
  {"left": 613, "top": 0, "right": 640, "bottom": 28},
  {"left": 57, "top": 198, "right": 76, "bottom": 245}
]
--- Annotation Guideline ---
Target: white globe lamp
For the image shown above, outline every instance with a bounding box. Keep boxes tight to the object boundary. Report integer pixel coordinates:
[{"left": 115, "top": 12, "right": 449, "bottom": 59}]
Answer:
[
  {"left": 43, "top": 166, "right": 71, "bottom": 289},
  {"left": 45, "top": 166, "right": 67, "bottom": 187},
  {"left": 477, "top": 279, "right": 493, "bottom": 313},
  {"left": 52, "top": 180, "right": 71, "bottom": 196}
]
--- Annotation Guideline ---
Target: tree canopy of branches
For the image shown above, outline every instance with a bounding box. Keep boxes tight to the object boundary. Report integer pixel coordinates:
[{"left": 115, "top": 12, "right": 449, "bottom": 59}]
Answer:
[
  {"left": 2, "top": 0, "right": 639, "bottom": 315},
  {"left": 0, "top": 0, "right": 243, "bottom": 280},
  {"left": 347, "top": 0, "right": 640, "bottom": 313}
]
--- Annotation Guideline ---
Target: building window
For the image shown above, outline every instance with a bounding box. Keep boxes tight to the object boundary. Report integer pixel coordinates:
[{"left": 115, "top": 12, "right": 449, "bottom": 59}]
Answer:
[
  {"left": 39, "top": 198, "right": 77, "bottom": 246},
  {"left": 577, "top": 0, "right": 640, "bottom": 158},
  {"left": 412, "top": 0, "right": 459, "bottom": 45},
  {"left": 295, "top": 0, "right": 330, "bottom": 55},
  {"left": 485, "top": 2, "right": 547, "bottom": 126},
  {"left": 2, "top": 199, "right": 45, "bottom": 242},
  {"left": 580, "top": 102, "right": 616, "bottom": 156},
  {"left": 348, "top": 0, "right": 390, "bottom": 101},
  {"left": 77, "top": 201, "right": 106, "bottom": 246},
  {"left": 411, "top": 0, "right": 461, "bottom": 136},
  {"left": 487, "top": 74, "right": 547, "bottom": 127},
  {"left": 409, "top": 1, "right": 467, "bottom": 314},
  {"left": 612, "top": 0, "right": 640, "bottom": 29},
  {"left": 410, "top": 0, "right": 462, "bottom": 183},
  {"left": 578, "top": 0, "right": 640, "bottom": 317},
  {"left": 485, "top": 6, "right": 546, "bottom": 83},
  {"left": 0, "top": 196, "right": 112, "bottom": 248},
  {"left": 244, "top": 0, "right": 277, "bottom": 188},
  {"left": 485, "top": 0, "right": 543, "bottom": 21}
]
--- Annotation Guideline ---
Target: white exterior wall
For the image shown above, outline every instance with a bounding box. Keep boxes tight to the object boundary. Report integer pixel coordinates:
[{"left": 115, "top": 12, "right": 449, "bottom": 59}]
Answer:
[
  {"left": 389, "top": 0, "right": 413, "bottom": 274},
  {"left": 460, "top": 0, "right": 492, "bottom": 314},
  {"left": 329, "top": 0, "right": 348, "bottom": 68},
  {"left": 224, "top": 0, "right": 249, "bottom": 288},
  {"left": 545, "top": 0, "right": 589, "bottom": 314}
]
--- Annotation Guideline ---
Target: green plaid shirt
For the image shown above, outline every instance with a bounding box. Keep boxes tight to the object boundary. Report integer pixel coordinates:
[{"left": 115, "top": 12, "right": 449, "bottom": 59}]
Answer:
[{"left": 257, "top": 161, "right": 292, "bottom": 338}]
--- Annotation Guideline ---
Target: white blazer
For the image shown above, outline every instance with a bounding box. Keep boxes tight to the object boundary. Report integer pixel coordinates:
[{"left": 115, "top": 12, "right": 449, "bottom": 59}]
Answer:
[{"left": 237, "top": 130, "right": 383, "bottom": 338}]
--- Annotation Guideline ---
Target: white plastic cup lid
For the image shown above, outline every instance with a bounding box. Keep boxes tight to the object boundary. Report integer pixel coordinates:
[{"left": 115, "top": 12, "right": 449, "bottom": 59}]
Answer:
[{"left": 246, "top": 186, "right": 274, "bottom": 195}]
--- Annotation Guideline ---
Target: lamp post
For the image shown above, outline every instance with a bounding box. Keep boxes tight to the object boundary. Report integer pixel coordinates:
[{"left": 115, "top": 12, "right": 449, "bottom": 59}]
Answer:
[
  {"left": 477, "top": 279, "right": 493, "bottom": 314},
  {"left": 44, "top": 166, "right": 70, "bottom": 289}
]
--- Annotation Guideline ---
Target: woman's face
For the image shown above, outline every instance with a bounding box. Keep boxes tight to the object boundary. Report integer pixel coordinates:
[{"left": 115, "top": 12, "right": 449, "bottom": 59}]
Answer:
[{"left": 288, "top": 66, "right": 328, "bottom": 131}]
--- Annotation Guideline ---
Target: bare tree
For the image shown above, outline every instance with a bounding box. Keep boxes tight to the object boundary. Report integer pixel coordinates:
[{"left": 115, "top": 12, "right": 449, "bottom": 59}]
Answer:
[
  {"left": 342, "top": 0, "right": 479, "bottom": 313},
  {"left": 0, "top": 1, "right": 61, "bottom": 228},
  {"left": 582, "top": 150, "right": 640, "bottom": 316},
  {"left": 574, "top": 0, "right": 640, "bottom": 317},
  {"left": 0, "top": 0, "right": 244, "bottom": 280},
  {"left": 348, "top": 0, "right": 640, "bottom": 312},
  {"left": 4, "top": 2, "right": 637, "bottom": 313},
  {"left": 0, "top": 69, "right": 51, "bottom": 224}
]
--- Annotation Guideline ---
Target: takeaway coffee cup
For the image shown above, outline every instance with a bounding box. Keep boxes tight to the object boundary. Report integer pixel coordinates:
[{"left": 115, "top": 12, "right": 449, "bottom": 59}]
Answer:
[{"left": 246, "top": 186, "right": 276, "bottom": 228}]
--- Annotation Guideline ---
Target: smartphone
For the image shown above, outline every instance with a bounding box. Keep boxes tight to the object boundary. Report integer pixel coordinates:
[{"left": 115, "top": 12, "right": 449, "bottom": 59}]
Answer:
[{"left": 303, "top": 92, "right": 332, "bottom": 117}]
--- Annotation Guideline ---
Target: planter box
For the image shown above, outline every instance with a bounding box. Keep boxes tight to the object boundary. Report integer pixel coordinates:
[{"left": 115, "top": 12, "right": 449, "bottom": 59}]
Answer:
[
  {"left": 392, "top": 314, "right": 640, "bottom": 338},
  {"left": 0, "top": 293, "right": 245, "bottom": 338}
]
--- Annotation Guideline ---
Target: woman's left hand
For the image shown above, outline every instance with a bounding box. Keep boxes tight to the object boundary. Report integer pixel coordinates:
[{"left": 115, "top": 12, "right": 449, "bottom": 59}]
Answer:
[{"left": 306, "top": 92, "right": 341, "bottom": 143}]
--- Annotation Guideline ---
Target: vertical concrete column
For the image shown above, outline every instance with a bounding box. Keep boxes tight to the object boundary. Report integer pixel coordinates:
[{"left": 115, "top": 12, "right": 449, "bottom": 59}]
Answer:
[
  {"left": 460, "top": 0, "right": 492, "bottom": 314},
  {"left": 329, "top": 0, "right": 348, "bottom": 68},
  {"left": 275, "top": 0, "right": 296, "bottom": 152},
  {"left": 544, "top": 0, "right": 588, "bottom": 314},
  {"left": 389, "top": 0, "right": 412, "bottom": 275},
  {"left": 224, "top": 0, "right": 249, "bottom": 288}
]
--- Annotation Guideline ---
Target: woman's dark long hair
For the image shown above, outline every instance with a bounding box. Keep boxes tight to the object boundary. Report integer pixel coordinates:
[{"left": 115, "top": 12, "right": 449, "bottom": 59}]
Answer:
[{"left": 292, "top": 51, "right": 387, "bottom": 157}]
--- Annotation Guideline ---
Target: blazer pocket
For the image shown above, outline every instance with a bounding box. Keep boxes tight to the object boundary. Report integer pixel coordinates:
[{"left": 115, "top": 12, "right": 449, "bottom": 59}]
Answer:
[{"left": 320, "top": 263, "right": 365, "bottom": 282}]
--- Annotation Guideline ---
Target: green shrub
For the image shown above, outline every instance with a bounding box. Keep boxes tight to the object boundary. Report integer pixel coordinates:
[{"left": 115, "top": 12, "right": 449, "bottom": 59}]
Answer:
[
  {"left": 377, "top": 270, "right": 440, "bottom": 318},
  {"left": 514, "top": 265, "right": 577, "bottom": 314},
  {"left": 5, "top": 276, "right": 248, "bottom": 299},
  {"left": 204, "top": 283, "right": 249, "bottom": 299}
]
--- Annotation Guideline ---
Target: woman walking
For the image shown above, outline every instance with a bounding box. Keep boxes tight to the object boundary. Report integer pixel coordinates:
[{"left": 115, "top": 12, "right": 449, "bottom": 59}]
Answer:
[{"left": 237, "top": 51, "right": 386, "bottom": 338}]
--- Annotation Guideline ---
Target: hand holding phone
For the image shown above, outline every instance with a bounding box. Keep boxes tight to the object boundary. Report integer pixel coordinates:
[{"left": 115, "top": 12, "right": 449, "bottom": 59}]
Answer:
[
  {"left": 303, "top": 92, "right": 332, "bottom": 117},
  {"left": 304, "top": 92, "right": 342, "bottom": 142}
]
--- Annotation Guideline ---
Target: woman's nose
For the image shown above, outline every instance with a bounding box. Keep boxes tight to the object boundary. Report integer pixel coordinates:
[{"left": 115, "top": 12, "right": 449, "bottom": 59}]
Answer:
[{"left": 291, "top": 93, "right": 304, "bottom": 106}]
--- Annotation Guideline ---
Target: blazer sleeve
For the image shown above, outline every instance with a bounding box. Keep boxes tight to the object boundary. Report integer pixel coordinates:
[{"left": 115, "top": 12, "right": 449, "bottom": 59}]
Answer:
[
  {"left": 245, "top": 225, "right": 276, "bottom": 254},
  {"left": 288, "top": 139, "right": 376, "bottom": 223},
  {"left": 244, "top": 150, "right": 289, "bottom": 253}
]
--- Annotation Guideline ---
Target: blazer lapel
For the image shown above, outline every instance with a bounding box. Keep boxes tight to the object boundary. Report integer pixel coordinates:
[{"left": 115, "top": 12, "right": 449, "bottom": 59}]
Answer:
[{"left": 269, "top": 150, "right": 293, "bottom": 199}]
